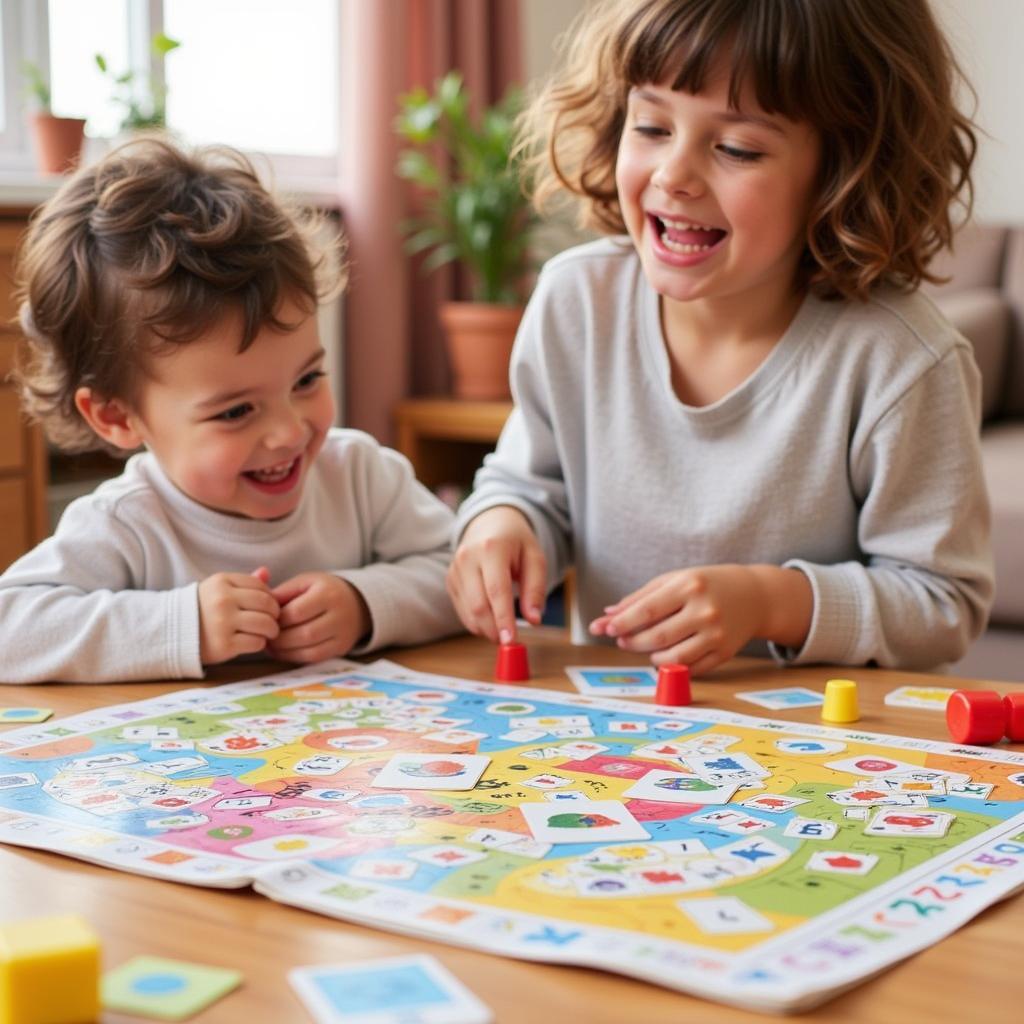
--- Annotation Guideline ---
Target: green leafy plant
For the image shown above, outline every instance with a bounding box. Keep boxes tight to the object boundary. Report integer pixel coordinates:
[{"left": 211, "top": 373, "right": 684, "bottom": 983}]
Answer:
[
  {"left": 22, "top": 61, "right": 52, "bottom": 112},
  {"left": 395, "top": 72, "right": 536, "bottom": 305},
  {"left": 95, "top": 32, "right": 181, "bottom": 132}
]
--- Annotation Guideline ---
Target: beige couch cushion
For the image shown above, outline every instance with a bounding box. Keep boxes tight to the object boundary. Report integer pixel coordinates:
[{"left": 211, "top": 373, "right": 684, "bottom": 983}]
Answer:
[
  {"left": 981, "top": 422, "right": 1024, "bottom": 625},
  {"left": 930, "top": 287, "right": 1009, "bottom": 420},
  {"left": 1000, "top": 231, "right": 1024, "bottom": 416}
]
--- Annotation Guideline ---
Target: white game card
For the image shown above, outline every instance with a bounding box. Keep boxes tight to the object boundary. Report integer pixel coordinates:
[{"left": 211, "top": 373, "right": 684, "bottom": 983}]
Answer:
[
  {"left": 520, "top": 800, "right": 650, "bottom": 844},
  {"left": 676, "top": 896, "right": 775, "bottom": 934},
  {"left": 623, "top": 769, "right": 740, "bottom": 805},
  {"left": 372, "top": 753, "right": 490, "bottom": 791}
]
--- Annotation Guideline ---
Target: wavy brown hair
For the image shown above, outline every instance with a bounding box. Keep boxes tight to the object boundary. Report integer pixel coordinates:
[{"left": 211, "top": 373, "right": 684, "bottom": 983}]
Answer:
[
  {"left": 521, "top": 0, "right": 977, "bottom": 300},
  {"left": 13, "top": 135, "right": 345, "bottom": 453}
]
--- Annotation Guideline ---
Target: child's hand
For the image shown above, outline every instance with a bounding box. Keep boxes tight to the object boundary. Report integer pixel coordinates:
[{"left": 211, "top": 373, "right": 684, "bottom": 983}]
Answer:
[
  {"left": 267, "top": 572, "right": 371, "bottom": 663},
  {"left": 589, "top": 565, "right": 811, "bottom": 677},
  {"left": 198, "top": 571, "right": 281, "bottom": 664},
  {"left": 447, "top": 507, "right": 547, "bottom": 643}
]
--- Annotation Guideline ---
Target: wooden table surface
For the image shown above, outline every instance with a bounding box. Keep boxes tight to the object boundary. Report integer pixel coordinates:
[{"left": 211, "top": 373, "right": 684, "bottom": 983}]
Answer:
[{"left": 1, "top": 629, "right": 1021, "bottom": 1023}]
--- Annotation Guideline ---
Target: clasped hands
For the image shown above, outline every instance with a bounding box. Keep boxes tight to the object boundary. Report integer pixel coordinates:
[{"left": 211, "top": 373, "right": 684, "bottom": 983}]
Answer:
[{"left": 198, "top": 567, "right": 370, "bottom": 665}]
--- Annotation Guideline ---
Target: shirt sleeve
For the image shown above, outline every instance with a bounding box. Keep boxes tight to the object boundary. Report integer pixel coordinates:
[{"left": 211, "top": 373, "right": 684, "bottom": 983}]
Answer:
[
  {"left": 453, "top": 285, "right": 574, "bottom": 591},
  {"left": 770, "top": 343, "right": 994, "bottom": 669},
  {"left": 334, "top": 444, "right": 463, "bottom": 652},
  {"left": 0, "top": 498, "right": 203, "bottom": 683}
]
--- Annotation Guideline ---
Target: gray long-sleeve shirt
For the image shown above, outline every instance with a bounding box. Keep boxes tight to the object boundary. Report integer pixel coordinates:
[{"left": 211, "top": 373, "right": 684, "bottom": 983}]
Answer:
[
  {"left": 0, "top": 428, "right": 462, "bottom": 683},
  {"left": 455, "top": 238, "right": 993, "bottom": 669}
]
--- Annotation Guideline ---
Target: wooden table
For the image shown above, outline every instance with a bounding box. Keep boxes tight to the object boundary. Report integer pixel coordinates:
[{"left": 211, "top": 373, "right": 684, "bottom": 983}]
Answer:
[{"left": 1, "top": 630, "right": 1021, "bottom": 1023}]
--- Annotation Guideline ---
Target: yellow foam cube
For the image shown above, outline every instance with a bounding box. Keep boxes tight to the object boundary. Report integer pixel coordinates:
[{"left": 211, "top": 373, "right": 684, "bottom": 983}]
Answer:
[{"left": 0, "top": 915, "right": 99, "bottom": 1024}]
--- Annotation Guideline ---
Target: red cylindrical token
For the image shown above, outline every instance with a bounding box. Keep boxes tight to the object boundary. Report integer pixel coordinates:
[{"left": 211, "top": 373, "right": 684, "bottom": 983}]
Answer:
[
  {"left": 946, "top": 690, "right": 1004, "bottom": 745},
  {"left": 655, "top": 664, "right": 692, "bottom": 707},
  {"left": 494, "top": 642, "right": 529, "bottom": 683},
  {"left": 1003, "top": 693, "right": 1024, "bottom": 742}
]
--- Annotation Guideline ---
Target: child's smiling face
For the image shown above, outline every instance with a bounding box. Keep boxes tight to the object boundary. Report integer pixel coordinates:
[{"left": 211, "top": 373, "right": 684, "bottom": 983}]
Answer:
[
  {"left": 615, "top": 55, "right": 820, "bottom": 314},
  {"left": 125, "top": 299, "right": 335, "bottom": 519}
]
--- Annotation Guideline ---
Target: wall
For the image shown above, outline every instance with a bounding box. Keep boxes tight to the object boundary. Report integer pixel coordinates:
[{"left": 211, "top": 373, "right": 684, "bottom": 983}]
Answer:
[{"left": 933, "top": 0, "right": 1024, "bottom": 224}]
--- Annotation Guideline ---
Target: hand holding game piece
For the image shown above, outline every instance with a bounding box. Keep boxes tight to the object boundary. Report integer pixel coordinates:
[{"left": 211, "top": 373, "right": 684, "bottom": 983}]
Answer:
[
  {"left": 198, "top": 571, "right": 281, "bottom": 664},
  {"left": 268, "top": 572, "right": 371, "bottom": 663},
  {"left": 654, "top": 664, "right": 691, "bottom": 706},
  {"left": 495, "top": 641, "right": 530, "bottom": 682},
  {"left": 447, "top": 506, "right": 547, "bottom": 643}
]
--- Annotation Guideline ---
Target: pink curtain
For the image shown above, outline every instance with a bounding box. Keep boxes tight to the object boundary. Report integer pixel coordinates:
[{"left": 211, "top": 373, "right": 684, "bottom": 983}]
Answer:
[{"left": 338, "top": 0, "right": 522, "bottom": 442}]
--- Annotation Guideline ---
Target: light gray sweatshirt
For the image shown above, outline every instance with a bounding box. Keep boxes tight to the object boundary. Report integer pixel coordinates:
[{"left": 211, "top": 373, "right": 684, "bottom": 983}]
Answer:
[
  {"left": 0, "top": 429, "right": 462, "bottom": 683},
  {"left": 455, "top": 238, "right": 993, "bottom": 669}
]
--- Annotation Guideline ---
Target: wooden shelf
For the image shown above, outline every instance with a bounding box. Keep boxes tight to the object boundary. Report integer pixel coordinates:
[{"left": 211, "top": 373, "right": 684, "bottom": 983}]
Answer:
[
  {"left": 394, "top": 397, "right": 512, "bottom": 492},
  {"left": 0, "top": 217, "right": 48, "bottom": 570}
]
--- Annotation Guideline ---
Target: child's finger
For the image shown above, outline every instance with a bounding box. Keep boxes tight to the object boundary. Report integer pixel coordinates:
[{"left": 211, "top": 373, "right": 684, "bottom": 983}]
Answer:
[
  {"left": 271, "top": 575, "right": 313, "bottom": 607},
  {"left": 604, "top": 585, "right": 677, "bottom": 638},
  {"left": 479, "top": 558, "right": 517, "bottom": 643},
  {"left": 273, "top": 611, "right": 331, "bottom": 650},
  {"left": 250, "top": 566, "right": 271, "bottom": 585},
  {"left": 456, "top": 567, "right": 502, "bottom": 643},
  {"left": 517, "top": 544, "right": 547, "bottom": 626},
  {"left": 614, "top": 606, "right": 690, "bottom": 652},
  {"left": 237, "top": 610, "right": 280, "bottom": 640},
  {"left": 235, "top": 588, "right": 281, "bottom": 618}
]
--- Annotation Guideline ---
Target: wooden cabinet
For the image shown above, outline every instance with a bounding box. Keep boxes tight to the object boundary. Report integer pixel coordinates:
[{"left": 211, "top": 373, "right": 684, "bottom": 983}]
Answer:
[
  {"left": 394, "top": 398, "right": 512, "bottom": 493},
  {"left": 0, "top": 218, "right": 49, "bottom": 570}
]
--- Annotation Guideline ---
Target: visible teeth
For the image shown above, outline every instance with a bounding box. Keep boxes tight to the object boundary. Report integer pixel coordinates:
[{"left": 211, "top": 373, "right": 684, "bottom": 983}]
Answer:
[
  {"left": 661, "top": 237, "right": 712, "bottom": 254},
  {"left": 248, "top": 458, "right": 295, "bottom": 482},
  {"left": 658, "top": 217, "right": 720, "bottom": 232}
]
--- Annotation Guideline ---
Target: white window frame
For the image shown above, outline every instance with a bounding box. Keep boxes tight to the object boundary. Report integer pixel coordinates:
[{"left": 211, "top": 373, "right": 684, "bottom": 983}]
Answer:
[{"left": 1, "top": 0, "right": 339, "bottom": 189}]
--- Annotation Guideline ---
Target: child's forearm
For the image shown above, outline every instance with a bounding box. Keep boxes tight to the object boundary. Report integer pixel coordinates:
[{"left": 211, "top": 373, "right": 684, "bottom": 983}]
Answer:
[{"left": 748, "top": 565, "right": 813, "bottom": 650}]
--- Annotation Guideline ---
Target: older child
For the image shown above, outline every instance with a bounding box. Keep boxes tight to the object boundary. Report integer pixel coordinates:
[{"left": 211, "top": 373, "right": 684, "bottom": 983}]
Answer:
[
  {"left": 448, "top": 0, "right": 993, "bottom": 675},
  {"left": 1, "top": 137, "right": 461, "bottom": 683}
]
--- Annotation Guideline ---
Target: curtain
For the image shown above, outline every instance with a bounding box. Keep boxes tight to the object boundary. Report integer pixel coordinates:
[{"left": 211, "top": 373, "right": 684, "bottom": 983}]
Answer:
[{"left": 338, "top": 0, "right": 522, "bottom": 442}]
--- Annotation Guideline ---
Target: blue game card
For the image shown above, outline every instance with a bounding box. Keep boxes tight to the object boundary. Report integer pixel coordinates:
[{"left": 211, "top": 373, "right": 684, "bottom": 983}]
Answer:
[
  {"left": 735, "top": 687, "right": 824, "bottom": 710},
  {"left": 564, "top": 666, "right": 657, "bottom": 697},
  {"left": 289, "top": 955, "right": 492, "bottom": 1024}
]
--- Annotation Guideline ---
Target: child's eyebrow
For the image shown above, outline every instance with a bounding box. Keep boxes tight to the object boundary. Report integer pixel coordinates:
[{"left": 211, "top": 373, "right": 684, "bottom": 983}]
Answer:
[
  {"left": 195, "top": 349, "right": 325, "bottom": 410},
  {"left": 629, "top": 87, "right": 786, "bottom": 136}
]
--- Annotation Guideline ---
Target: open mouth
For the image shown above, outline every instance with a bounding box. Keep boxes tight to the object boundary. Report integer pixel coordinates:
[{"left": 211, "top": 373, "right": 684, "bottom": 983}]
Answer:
[
  {"left": 649, "top": 214, "right": 727, "bottom": 255},
  {"left": 242, "top": 455, "right": 302, "bottom": 494}
]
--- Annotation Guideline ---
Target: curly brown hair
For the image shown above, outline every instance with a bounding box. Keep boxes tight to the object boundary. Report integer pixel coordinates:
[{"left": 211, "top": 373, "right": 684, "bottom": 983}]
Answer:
[
  {"left": 13, "top": 135, "right": 345, "bottom": 453},
  {"left": 521, "top": 0, "right": 977, "bottom": 300}
]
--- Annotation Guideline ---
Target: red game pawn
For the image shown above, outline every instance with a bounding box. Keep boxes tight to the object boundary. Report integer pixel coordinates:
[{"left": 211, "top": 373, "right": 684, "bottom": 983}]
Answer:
[
  {"left": 1003, "top": 693, "right": 1024, "bottom": 742},
  {"left": 655, "top": 664, "right": 691, "bottom": 707},
  {"left": 495, "top": 642, "right": 529, "bottom": 683},
  {"left": 946, "top": 690, "right": 1005, "bottom": 745}
]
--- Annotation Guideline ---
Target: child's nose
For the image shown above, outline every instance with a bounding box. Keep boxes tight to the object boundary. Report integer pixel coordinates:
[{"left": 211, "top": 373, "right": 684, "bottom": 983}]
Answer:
[
  {"left": 265, "top": 408, "right": 307, "bottom": 450},
  {"left": 652, "top": 142, "right": 705, "bottom": 196}
]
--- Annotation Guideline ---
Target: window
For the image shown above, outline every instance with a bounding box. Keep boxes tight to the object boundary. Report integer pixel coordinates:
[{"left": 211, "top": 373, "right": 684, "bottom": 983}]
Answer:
[{"left": 1, "top": 0, "right": 338, "bottom": 177}]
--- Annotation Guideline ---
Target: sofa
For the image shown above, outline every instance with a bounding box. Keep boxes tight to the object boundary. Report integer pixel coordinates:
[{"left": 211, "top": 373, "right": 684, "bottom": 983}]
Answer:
[{"left": 925, "top": 224, "right": 1024, "bottom": 679}]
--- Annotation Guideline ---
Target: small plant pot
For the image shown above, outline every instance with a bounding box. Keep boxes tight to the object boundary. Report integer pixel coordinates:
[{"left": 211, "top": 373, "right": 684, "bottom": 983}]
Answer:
[
  {"left": 439, "top": 301, "right": 523, "bottom": 401},
  {"left": 29, "top": 114, "right": 87, "bottom": 174}
]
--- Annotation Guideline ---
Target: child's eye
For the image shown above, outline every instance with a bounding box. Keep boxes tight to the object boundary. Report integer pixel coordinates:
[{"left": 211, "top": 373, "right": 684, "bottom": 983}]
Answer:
[
  {"left": 214, "top": 403, "right": 253, "bottom": 422},
  {"left": 717, "top": 144, "right": 762, "bottom": 163},
  {"left": 632, "top": 124, "right": 670, "bottom": 138},
  {"left": 295, "top": 369, "right": 327, "bottom": 391}
]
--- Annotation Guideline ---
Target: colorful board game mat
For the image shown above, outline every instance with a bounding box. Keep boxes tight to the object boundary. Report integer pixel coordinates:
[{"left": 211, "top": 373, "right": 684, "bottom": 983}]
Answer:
[{"left": 1, "top": 658, "right": 1023, "bottom": 1013}]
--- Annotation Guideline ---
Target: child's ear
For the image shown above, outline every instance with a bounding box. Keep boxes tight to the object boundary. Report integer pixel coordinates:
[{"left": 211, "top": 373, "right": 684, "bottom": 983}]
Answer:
[{"left": 73, "top": 388, "right": 145, "bottom": 451}]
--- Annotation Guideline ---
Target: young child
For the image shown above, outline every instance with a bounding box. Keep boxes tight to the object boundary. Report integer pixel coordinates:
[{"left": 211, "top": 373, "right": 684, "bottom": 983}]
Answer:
[
  {"left": 1, "top": 137, "right": 461, "bottom": 683},
  {"left": 448, "top": 0, "right": 993, "bottom": 676}
]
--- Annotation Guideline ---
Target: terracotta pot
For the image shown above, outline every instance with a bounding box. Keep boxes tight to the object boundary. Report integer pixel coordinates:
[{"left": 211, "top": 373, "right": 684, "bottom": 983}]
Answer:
[
  {"left": 439, "top": 301, "right": 524, "bottom": 401},
  {"left": 29, "top": 114, "right": 87, "bottom": 174}
]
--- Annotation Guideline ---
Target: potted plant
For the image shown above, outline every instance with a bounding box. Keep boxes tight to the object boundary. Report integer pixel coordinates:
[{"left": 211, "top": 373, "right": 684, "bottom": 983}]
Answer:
[
  {"left": 22, "top": 62, "right": 87, "bottom": 174},
  {"left": 396, "top": 72, "right": 537, "bottom": 401},
  {"left": 95, "top": 33, "right": 181, "bottom": 135}
]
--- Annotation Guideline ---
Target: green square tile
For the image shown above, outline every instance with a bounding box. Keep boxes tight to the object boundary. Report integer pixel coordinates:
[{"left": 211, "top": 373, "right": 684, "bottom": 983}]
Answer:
[{"left": 102, "top": 955, "right": 242, "bottom": 1020}]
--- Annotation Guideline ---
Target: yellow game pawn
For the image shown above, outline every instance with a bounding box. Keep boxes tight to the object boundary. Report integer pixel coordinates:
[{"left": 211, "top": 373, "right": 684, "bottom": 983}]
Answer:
[
  {"left": 822, "top": 678, "right": 860, "bottom": 723},
  {"left": 0, "top": 914, "right": 100, "bottom": 1024}
]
